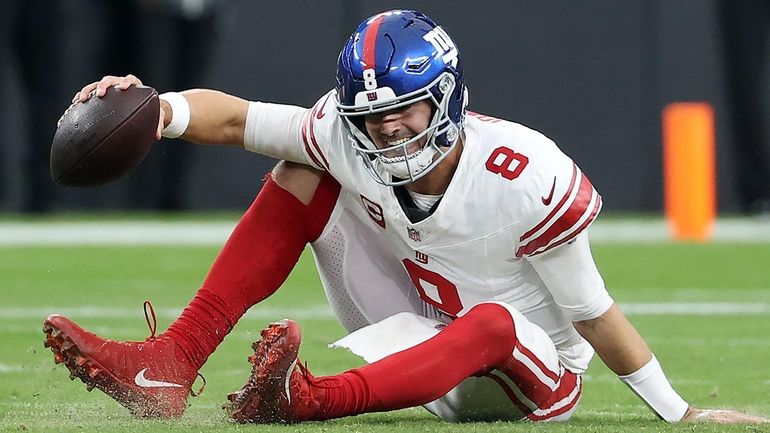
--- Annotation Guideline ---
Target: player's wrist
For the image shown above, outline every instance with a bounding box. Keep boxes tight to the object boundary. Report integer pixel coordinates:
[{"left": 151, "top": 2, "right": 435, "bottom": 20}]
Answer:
[
  {"left": 618, "top": 355, "right": 689, "bottom": 422},
  {"left": 682, "top": 406, "right": 697, "bottom": 421},
  {"left": 159, "top": 99, "right": 172, "bottom": 128},
  {"left": 159, "top": 92, "right": 190, "bottom": 138}
]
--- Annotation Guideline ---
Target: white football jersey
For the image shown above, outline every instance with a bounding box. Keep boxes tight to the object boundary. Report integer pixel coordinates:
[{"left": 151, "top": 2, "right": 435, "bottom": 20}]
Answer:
[{"left": 248, "top": 90, "right": 605, "bottom": 372}]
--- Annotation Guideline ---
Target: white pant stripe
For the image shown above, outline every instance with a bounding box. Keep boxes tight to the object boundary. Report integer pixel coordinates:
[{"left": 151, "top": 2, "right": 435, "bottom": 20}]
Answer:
[
  {"left": 532, "top": 375, "right": 582, "bottom": 418},
  {"left": 512, "top": 346, "right": 558, "bottom": 391},
  {"left": 489, "top": 370, "right": 539, "bottom": 411}
]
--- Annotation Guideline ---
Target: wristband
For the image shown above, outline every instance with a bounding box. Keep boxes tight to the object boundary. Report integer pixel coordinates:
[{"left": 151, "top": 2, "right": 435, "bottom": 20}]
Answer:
[
  {"left": 159, "top": 92, "right": 191, "bottom": 138},
  {"left": 618, "top": 355, "right": 689, "bottom": 422}
]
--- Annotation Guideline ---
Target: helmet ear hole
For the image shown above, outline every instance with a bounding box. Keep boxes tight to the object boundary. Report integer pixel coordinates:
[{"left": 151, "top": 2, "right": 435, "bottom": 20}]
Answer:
[{"left": 438, "top": 75, "right": 454, "bottom": 95}]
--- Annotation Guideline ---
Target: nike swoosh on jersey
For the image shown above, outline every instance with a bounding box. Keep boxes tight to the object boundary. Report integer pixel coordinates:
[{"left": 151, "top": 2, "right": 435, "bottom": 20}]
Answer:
[
  {"left": 542, "top": 177, "right": 557, "bottom": 206},
  {"left": 315, "top": 94, "right": 332, "bottom": 119},
  {"left": 134, "top": 368, "right": 183, "bottom": 388}
]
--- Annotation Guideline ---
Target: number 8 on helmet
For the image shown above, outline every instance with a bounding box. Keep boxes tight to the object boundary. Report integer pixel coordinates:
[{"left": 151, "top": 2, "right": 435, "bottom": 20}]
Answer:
[{"left": 335, "top": 10, "right": 469, "bottom": 186}]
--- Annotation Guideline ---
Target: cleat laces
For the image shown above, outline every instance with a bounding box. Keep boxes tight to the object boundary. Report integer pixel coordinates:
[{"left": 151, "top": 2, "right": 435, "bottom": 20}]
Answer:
[{"left": 143, "top": 300, "right": 206, "bottom": 397}]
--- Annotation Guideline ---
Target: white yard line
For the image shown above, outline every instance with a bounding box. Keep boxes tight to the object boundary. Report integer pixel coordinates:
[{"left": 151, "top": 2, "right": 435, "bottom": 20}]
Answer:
[
  {"left": 1, "top": 218, "right": 769, "bottom": 246},
  {"left": 2, "top": 302, "right": 770, "bottom": 321},
  {"left": 0, "top": 305, "right": 334, "bottom": 320},
  {"left": 0, "top": 364, "right": 24, "bottom": 373},
  {"left": 620, "top": 302, "right": 770, "bottom": 315},
  {"left": 0, "top": 221, "right": 236, "bottom": 246}
]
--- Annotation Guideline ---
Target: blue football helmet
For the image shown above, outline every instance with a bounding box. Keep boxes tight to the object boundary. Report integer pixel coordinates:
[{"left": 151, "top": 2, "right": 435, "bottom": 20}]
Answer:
[{"left": 336, "top": 10, "right": 468, "bottom": 186}]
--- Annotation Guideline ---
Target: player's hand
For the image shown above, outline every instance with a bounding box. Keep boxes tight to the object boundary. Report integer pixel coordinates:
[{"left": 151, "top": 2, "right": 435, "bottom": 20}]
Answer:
[
  {"left": 72, "top": 75, "right": 164, "bottom": 140},
  {"left": 682, "top": 407, "right": 769, "bottom": 424},
  {"left": 72, "top": 74, "right": 144, "bottom": 103}
]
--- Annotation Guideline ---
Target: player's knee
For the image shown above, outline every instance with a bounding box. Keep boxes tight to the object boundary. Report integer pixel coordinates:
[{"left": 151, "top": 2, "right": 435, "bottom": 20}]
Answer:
[
  {"left": 462, "top": 303, "right": 517, "bottom": 342},
  {"left": 271, "top": 161, "right": 324, "bottom": 205}
]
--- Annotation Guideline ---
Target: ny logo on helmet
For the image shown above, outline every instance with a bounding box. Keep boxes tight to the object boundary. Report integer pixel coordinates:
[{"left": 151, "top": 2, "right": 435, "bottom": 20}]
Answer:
[{"left": 423, "top": 27, "right": 458, "bottom": 67}]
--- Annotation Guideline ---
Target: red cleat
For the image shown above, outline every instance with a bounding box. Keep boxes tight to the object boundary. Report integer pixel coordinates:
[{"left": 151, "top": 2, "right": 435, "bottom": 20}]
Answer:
[
  {"left": 43, "top": 302, "right": 200, "bottom": 418},
  {"left": 225, "top": 319, "right": 323, "bottom": 423}
]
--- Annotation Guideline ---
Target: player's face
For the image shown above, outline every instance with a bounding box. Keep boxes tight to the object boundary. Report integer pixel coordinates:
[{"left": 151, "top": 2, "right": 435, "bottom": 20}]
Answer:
[{"left": 364, "top": 100, "right": 432, "bottom": 157}]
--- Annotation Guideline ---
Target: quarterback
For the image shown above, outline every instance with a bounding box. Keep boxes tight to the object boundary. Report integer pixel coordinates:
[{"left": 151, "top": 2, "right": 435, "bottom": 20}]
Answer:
[{"left": 45, "top": 9, "right": 765, "bottom": 424}]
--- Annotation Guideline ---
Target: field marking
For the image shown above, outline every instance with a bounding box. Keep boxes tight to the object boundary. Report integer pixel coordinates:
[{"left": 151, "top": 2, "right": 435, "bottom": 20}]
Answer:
[
  {"left": 2, "top": 302, "right": 770, "bottom": 321},
  {"left": 1, "top": 218, "right": 769, "bottom": 245},
  {"left": 643, "top": 337, "right": 770, "bottom": 347},
  {"left": 582, "top": 375, "right": 725, "bottom": 385},
  {"left": 0, "top": 364, "right": 24, "bottom": 373},
  {"left": 2, "top": 305, "right": 335, "bottom": 320},
  {"left": 620, "top": 302, "right": 770, "bottom": 315},
  {"left": 0, "top": 221, "right": 235, "bottom": 246}
]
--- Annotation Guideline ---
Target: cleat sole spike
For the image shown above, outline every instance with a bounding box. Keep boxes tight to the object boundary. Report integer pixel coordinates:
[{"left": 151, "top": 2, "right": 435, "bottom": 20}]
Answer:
[{"left": 61, "top": 341, "right": 75, "bottom": 352}]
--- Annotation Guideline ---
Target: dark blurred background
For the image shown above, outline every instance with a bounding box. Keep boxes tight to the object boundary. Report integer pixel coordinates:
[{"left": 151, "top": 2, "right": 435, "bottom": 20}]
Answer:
[{"left": 1, "top": 0, "right": 768, "bottom": 214}]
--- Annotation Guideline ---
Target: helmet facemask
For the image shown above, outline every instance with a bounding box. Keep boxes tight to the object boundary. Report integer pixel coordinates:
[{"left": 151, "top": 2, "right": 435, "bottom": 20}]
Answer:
[{"left": 338, "top": 72, "right": 463, "bottom": 186}]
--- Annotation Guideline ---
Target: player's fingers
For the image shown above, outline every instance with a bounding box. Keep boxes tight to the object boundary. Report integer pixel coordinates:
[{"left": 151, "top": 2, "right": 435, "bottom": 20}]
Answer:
[
  {"left": 95, "top": 75, "right": 122, "bottom": 97},
  {"left": 116, "top": 74, "right": 142, "bottom": 90},
  {"left": 687, "top": 409, "right": 769, "bottom": 424},
  {"left": 77, "top": 82, "right": 100, "bottom": 102}
]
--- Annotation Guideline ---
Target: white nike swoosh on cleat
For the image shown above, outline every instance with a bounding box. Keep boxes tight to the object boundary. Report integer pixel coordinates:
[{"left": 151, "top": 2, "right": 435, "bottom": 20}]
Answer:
[
  {"left": 284, "top": 358, "right": 298, "bottom": 404},
  {"left": 134, "top": 368, "right": 183, "bottom": 388}
]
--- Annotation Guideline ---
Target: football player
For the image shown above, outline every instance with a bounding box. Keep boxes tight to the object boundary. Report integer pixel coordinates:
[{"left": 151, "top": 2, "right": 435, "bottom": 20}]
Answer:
[{"left": 46, "top": 9, "right": 765, "bottom": 424}]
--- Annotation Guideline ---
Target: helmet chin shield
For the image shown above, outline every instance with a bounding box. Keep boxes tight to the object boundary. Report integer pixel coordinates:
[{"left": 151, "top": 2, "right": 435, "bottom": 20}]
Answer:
[
  {"left": 335, "top": 10, "right": 467, "bottom": 186},
  {"left": 340, "top": 72, "right": 463, "bottom": 186}
]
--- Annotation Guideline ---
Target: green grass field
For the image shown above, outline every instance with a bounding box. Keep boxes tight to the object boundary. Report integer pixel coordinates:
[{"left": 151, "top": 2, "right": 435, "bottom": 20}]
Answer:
[{"left": 0, "top": 219, "right": 769, "bottom": 432}]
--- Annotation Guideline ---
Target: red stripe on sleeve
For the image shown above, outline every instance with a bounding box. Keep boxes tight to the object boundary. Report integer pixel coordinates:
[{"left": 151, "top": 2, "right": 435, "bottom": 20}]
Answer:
[
  {"left": 300, "top": 112, "right": 323, "bottom": 169},
  {"left": 307, "top": 100, "right": 330, "bottom": 170},
  {"left": 362, "top": 15, "right": 385, "bottom": 68},
  {"left": 533, "top": 195, "right": 602, "bottom": 257},
  {"left": 520, "top": 165, "right": 578, "bottom": 242},
  {"left": 517, "top": 171, "right": 596, "bottom": 257}
]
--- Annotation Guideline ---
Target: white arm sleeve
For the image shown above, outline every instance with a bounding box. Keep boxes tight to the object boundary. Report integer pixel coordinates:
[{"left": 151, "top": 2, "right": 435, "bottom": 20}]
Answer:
[
  {"left": 242, "top": 101, "right": 318, "bottom": 166},
  {"left": 619, "top": 356, "right": 689, "bottom": 421},
  {"left": 527, "top": 232, "right": 614, "bottom": 322}
]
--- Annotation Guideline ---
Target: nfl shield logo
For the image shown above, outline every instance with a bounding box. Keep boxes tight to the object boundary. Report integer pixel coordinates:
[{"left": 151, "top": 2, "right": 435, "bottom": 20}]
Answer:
[
  {"left": 366, "top": 92, "right": 378, "bottom": 102},
  {"left": 407, "top": 227, "right": 421, "bottom": 242}
]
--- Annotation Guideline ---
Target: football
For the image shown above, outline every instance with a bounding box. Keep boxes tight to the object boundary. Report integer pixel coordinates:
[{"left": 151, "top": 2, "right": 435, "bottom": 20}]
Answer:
[{"left": 50, "top": 85, "right": 159, "bottom": 186}]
